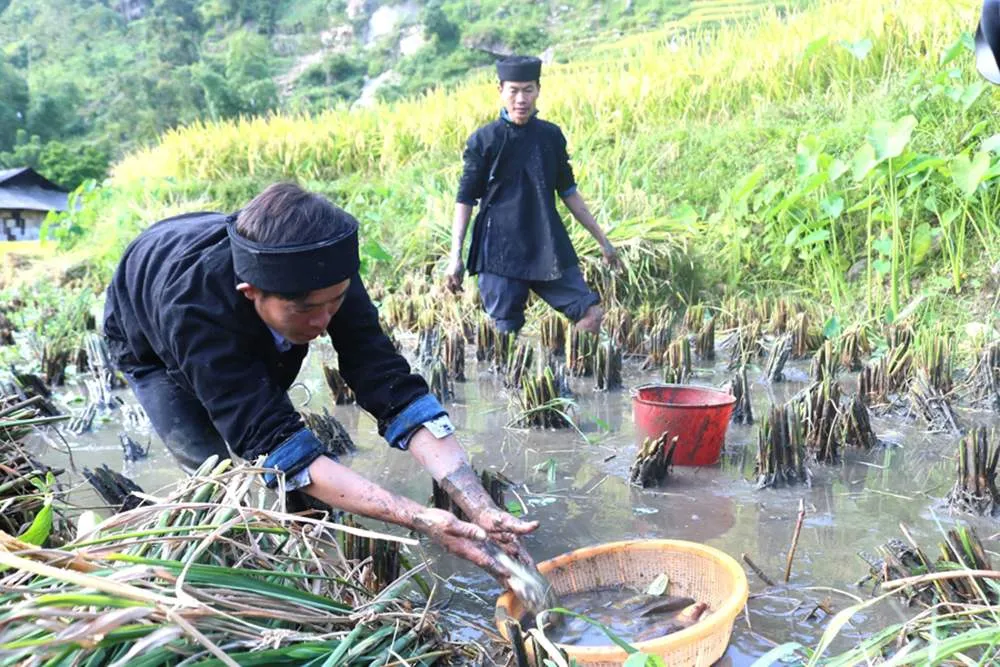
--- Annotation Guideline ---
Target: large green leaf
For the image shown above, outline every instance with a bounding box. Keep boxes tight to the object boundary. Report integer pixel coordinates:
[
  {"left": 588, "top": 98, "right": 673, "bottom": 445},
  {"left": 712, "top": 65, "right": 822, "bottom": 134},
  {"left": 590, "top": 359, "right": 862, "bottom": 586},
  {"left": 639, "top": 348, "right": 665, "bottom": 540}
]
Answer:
[
  {"left": 840, "top": 38, "right": 873, "bottom": 60},
  {"left": 960, "top": 81, "right": 986, "bottom": 112},
  {"left": 867, "top": 116, "right": 918, "bottom": 162},
  {"left": 820, "top": 196, "right": 844, "bottom": 220},
  {"left": 796, "top": 137, "right": 823, "bottom": 179},
  {"left": 851, "top": 143, "right": 878, "bottom": 182},
  {"left": 950, "top": 150, "right": 992, "bottom": 197}
]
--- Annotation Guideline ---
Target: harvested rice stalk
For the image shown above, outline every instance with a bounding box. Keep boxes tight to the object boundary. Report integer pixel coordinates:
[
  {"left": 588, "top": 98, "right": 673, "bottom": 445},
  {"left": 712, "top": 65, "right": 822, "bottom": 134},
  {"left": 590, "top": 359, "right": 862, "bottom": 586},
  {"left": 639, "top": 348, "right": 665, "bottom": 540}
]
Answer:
[
  {"left": 909, "top": 370, "right": 962, "bottom": 434},
  {"left": 754, "top": 403, "right": 810, "bottom": 489},
  {"left": 947, "top": 428, "right": 1000, "bottom": 516},
  {"left": 769, "top": 298, "right": 792, "bottom": 335},
  {"left": 566, "top": 328, "right": 597, "bottom": 377},
  {"left": 515, "top": 365, "right": 574, "bottom": 429},
  {"left": 797, "top": 378, "right": 842, "bottom": 464},
  {"left": 539, "top": 312, "right": 566, "bottom": 356},
  {"left": 322, "top": 364, "right": 356, "bottom": 405},
  {"left": 604, "top": 306, "right": 638, "bottom": 354},
  {"left": 916, "top": 331, "right": 954, "bottom": 395},
  {"left": 119, "top": 432, "right": 149, "bottom": 462},
  {"left": 727, "top": 320, "right": 762, "bottom": 370},
  {"left": 838, "top": 325, "right": 871, "bottom": 372},
  {"left": 595, "top": 340, "right": 622, "bottom": 391},
  {"left": 840, "top": 394, "right": 878, "bottom": 450},
  {"left": 967, "top": 341, "right": 1000, "bottom": 411},
  {"left": 477, "top": 319, "right": 499, "bottom": 364},
  {"left": 629, "top": 432, "right": 678, "bottom": 488},
  {"left": 498, "top": 336, "right": 534, "bottom": 388},
  {"left": 644, "top": 322, "right": 672, "bottom": 369},
  {"left": 443, "top": 327, "right": 466, "bottom": 382},
  {"left": 431, "top": 468, "right": 507, "bottom": 522},
  {"left": 857, "top": 525, "right": 996, "bottom": 606},
  {"left": 859, "top": 338, "right": 913, "bottom": 406},
  {"left": 696, "top": 316, "right": 716, "bottom": 361},
  {"left": 764, "top": 334, "right": 792, "bottom": 383},
  {"left": 82, "top": 464, "right": 147, "bottom": 512},
  {"left": 428, "top": 358, "right": 454, "bottom": 402},
  {"left": 730, "top": 366, "right": 754, "bottom": 425},
  {"left": 663, "top": 336, "right": 692, "bottom": 384},
  {"left": 301, "top": 409, "right": 356, "bottom": 457},
  {"left": 3, "top": 461, "right": 457, "bottom": 665},
  {"left": 810, "top": 340, "right": 840, "bottom": 383},
  {"left": 416, "top": 325, "right": 441, "bottom": 369},
  {"left": 66, "top": 402, "right": 97, "bottom": 435},
  {"left": 336, "top": 514, "right": 402, "bottom": 593},
  {"left": 683, "top": 304, "right": 706, "bottom": 333},
  {"left": 790, "top": 312, "right": 822, "bottom": 358}
]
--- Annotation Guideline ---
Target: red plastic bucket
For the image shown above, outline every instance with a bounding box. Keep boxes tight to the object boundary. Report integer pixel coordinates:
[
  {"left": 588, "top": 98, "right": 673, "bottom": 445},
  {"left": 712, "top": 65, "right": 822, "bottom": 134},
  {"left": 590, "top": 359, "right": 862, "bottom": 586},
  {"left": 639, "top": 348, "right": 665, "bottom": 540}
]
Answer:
[{"left": 632, "top": 384, "right": 737, "bottom": 466}]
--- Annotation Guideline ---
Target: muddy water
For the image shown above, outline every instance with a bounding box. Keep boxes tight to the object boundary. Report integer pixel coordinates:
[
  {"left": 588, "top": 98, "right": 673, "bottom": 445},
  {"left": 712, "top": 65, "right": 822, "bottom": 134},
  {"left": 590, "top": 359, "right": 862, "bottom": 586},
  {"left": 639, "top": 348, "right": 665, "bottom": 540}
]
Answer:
[{"left": 29, "top": 339, "right": 1000, "bottom": 665}]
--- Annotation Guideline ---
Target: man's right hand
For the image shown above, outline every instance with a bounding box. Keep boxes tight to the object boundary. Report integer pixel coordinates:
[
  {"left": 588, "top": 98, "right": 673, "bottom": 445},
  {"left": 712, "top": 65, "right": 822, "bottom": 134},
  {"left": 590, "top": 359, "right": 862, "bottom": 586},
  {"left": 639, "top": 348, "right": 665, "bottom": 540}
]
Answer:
[
  {"left": 445, "top": 256, "right": 465, "bottom": 294},
  {"left": 412, "top": 507, "right": 505, "bottom": 579}
]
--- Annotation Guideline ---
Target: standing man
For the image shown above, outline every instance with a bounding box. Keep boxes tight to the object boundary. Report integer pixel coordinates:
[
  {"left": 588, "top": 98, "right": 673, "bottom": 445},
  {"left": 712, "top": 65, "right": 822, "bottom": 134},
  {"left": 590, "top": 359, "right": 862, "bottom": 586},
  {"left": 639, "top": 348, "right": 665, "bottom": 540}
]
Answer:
[
  {"left": 103, "top": 182, "right": 536, "bottom": 578},
  {"left": 444, "top": 55, "right": 622, "bottom": 335}
]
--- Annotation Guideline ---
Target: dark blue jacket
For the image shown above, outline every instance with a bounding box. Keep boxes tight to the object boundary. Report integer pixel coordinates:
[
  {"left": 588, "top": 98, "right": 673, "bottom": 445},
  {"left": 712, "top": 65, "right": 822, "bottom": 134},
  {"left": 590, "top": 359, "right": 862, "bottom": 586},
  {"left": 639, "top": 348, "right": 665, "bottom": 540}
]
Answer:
[
  {"left": 103, "top": 212, "right": 443, "bottom": 483},
  {"left": 457, "top": 111, "right": 579, "bottom": 282}
]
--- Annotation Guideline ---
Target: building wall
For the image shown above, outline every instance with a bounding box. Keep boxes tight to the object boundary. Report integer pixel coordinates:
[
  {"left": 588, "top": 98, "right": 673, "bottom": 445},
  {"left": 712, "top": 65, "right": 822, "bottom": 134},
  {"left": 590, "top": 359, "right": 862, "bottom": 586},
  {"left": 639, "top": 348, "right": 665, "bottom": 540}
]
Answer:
[{"left": 0, "top": 209, "right": 45, "bottom": 241}]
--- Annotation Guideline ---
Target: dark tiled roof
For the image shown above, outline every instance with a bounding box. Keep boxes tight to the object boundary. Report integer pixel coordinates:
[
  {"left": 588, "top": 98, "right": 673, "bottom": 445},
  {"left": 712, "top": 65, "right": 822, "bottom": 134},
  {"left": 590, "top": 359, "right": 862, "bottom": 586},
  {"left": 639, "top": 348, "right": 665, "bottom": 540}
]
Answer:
[{"left": 0, "top": 167, "right": 69, "bottom": 212}]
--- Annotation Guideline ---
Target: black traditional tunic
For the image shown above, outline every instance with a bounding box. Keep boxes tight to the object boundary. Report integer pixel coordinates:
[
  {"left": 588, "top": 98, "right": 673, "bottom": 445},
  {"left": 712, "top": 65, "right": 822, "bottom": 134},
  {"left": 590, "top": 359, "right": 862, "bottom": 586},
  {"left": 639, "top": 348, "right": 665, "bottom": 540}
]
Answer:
[
  {"left": 102, "top": 212, "right": 439, "bottom": 476},
  {"left": 456, "top": 110, "right": 579, "bottom": 282}
]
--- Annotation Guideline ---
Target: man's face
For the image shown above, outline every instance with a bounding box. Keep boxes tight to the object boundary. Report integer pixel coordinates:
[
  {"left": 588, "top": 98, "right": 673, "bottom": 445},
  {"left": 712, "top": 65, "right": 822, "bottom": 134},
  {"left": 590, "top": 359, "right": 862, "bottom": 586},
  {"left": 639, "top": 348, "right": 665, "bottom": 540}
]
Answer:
[
  {"left": 238, "top": 279, "right": 351, "bottom": 345},
  {"left": 500, "top": 80, "right": 539, "bottom": 125}
]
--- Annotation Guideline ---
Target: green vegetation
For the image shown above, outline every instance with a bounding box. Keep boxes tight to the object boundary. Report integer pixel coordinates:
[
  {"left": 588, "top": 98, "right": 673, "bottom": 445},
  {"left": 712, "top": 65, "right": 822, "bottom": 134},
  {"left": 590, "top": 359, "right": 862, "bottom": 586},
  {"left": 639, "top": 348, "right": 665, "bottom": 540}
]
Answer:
[{"left": 0, "top": 0, "right": 801, "bottom": 189}]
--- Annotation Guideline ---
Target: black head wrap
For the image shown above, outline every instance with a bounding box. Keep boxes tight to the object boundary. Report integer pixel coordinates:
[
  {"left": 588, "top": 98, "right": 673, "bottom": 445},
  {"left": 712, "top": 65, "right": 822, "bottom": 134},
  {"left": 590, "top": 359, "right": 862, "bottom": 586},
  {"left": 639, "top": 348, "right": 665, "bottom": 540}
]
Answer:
[
  {"left": 227, "top": 215, "right": 360, "bottom": 294},
  {"left": 496, "top": 55, "right": 542, "bottom": 82}
]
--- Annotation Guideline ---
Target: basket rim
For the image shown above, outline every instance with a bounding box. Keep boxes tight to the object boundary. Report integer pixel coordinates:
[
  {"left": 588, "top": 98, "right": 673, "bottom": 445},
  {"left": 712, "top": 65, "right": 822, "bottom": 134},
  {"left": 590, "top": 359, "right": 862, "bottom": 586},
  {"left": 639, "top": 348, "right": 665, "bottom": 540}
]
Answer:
[{"left": 495, "top": 539, "right": 749, "bottom": 661}]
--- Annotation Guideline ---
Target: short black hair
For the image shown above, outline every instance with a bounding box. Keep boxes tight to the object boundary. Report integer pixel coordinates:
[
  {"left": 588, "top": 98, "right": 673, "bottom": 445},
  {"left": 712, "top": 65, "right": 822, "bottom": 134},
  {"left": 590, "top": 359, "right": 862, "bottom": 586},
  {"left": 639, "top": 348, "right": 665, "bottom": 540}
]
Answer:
[{"left": 236, "top": 183, "right": 354, "bottom": 301}]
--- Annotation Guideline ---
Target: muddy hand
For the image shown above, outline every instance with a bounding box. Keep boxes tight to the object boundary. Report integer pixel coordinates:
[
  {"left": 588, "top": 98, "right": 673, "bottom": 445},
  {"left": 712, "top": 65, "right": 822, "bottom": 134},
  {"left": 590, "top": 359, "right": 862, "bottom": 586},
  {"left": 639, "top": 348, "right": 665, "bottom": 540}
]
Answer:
[
  {"left": 412, "top": 508, "right": 504, "bottom": 578},
  {"left": 474, "top": 507, "right": 539, "bottom": 566},
  {"left": 444, "top": 256, "right": 465, "bottom": 294},
  {"left": 601, "top": 242, "right": 624, "bottom": 272}
]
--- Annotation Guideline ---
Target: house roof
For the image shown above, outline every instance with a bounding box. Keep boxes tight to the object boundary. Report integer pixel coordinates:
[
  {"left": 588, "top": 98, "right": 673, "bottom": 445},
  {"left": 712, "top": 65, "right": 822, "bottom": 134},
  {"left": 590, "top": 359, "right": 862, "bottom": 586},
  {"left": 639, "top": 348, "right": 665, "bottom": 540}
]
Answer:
[{"left": 0, "top": 167, "right": 69, "bottom": 213}]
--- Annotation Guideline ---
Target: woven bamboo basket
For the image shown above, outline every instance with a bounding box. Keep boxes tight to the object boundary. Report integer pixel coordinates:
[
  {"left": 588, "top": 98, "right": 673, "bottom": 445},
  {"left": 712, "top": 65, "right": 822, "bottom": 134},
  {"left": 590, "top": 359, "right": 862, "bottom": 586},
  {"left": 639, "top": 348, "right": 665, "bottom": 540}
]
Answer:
[{"left": 495, "top": 539, "right": 748, "bottom": 667}]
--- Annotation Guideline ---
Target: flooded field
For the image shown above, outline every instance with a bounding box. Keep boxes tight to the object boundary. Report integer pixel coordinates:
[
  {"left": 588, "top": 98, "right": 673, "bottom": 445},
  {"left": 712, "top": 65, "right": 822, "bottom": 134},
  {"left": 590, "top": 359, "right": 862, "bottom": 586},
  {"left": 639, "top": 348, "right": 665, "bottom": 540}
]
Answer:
[{"left": 27, "top": 335, "right": 1000, "bottom": 665}]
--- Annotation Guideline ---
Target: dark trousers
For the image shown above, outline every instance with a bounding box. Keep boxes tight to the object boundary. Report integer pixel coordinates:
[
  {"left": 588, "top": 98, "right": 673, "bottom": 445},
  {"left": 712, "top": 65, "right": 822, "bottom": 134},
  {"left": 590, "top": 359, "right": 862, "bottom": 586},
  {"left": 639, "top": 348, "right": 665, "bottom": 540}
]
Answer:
[
  {"left": 477, "top": 265, "right": 600, "bottom": 334},
  {"left": 123, "top": 365, "right": 330, "bottom": 514},
  {"left": 124, "top": 367, "right": 230, "bottom": 474}
]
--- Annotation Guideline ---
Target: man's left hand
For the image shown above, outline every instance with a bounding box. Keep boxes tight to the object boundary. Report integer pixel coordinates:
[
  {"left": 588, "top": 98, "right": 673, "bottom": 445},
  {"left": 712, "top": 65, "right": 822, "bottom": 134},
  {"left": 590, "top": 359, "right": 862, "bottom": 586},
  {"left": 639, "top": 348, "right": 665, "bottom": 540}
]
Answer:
[{"left": 471, "top": 507, "right": 539, "bottom": 566}]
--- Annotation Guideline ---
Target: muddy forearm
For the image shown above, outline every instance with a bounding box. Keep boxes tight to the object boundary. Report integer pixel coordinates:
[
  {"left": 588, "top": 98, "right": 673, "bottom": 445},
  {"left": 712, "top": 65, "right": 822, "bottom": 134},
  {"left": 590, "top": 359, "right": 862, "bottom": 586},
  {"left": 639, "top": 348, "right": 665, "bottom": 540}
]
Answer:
[
  {"left": 302, "top": 455, "right": 425, "bottom": 529},
  {"left": 408, "top": 428, "right": 499, "bottom": 520}
]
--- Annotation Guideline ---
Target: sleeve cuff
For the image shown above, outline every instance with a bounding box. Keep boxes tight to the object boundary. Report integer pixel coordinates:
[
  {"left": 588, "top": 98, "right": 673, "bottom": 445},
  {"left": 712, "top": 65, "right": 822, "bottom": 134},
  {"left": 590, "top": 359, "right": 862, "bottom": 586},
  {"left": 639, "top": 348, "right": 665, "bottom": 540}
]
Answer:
[
  {"left": 456, "top": 196, "right": 479, "bottom": 206},
  {"left": 384, "top": 394, "right": 448, "bottom": 450},
  {"left": 262, "top": 428, "right": 329, "bottom": 489},
  {"left": 559, "top": 185, "right": 578, "bottom": 198}
]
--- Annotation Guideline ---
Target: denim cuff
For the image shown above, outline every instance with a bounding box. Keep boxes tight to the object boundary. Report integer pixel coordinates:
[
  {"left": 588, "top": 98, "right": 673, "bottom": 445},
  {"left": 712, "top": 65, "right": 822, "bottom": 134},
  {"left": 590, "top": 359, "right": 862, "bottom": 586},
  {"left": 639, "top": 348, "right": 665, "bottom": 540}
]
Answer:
[
  {"left": 262, "top": 428, "right": 328, "bottom": 489},
  {"left": 384, "top": 394, "right": 448, "bottom": 450}
]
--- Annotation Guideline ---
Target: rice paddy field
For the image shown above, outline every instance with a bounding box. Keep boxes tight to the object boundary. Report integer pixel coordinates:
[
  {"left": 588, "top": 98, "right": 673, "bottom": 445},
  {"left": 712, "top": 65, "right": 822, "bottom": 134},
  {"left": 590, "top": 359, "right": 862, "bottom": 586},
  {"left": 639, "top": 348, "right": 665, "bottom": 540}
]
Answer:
[{"left": 4, "top": 0, "right": 1000, "bottom": 664}]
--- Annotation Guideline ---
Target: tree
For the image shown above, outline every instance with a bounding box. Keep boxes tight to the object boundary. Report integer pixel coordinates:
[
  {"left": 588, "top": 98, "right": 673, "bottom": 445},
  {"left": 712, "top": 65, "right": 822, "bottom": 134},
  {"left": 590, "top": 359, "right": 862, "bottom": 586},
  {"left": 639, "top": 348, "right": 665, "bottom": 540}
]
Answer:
[{"left": 0, "top": 60, "right": 28, "bottom": 151}]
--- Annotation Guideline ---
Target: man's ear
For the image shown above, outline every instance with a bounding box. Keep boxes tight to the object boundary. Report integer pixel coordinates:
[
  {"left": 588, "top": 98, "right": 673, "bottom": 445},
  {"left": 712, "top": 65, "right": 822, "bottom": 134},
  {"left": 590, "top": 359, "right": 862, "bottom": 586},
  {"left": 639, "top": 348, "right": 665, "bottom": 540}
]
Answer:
[{"left": 236, "top": 283, "right": 260, "bottom": 301}]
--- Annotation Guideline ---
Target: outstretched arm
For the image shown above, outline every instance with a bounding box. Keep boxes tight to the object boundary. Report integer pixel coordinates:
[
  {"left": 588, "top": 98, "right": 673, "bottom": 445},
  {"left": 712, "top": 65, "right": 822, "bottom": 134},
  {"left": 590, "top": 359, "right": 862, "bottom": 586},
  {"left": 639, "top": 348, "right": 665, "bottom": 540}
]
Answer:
[{"left": 562, "top": 190, "right": 622, "bottom": 269}]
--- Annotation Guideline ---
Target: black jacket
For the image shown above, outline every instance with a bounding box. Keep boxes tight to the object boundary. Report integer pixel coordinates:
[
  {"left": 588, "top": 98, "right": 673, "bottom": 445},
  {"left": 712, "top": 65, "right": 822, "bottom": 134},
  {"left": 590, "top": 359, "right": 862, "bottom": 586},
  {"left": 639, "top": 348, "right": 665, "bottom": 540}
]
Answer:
[
  {"left": 102, "top": 212, "right": 431, "bottom": 463},
  {"left": 456, "top": 112, "right": 579, "bottom": 282}
]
